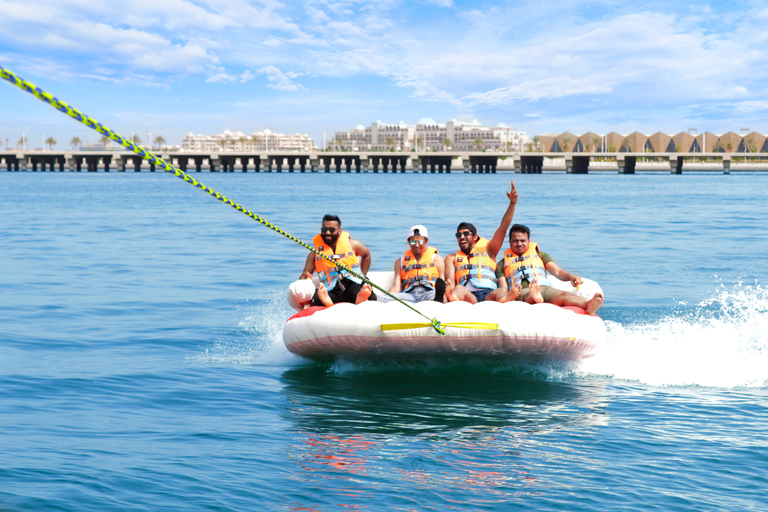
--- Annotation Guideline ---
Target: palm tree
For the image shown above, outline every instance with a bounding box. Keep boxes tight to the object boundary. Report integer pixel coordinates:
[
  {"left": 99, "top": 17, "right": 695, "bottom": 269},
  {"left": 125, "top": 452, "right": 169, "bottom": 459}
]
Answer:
[
  {"left": 472, "top": 137, "right": 484, "bottom": 151},
  {"left": 416, "top": 137, "right": 423, "bottom": 151},
  {"left": 131, "top": 134, "right": 142, "bottom": 146},
  {"left": 726, "top": 142, "right": 733, "bottom": 153},
  {"left": 99, "top": 135, "right": 111, "bottom": 147},
  {"left": 17, "top": 135, "right": 27, "bottom": 149},
  {"left": 336, "top": 136, "right": 345, "bottom": 151},
  {"left": 154, "top": 135, "right": 166, "bottom": 150},
  {"left": 561, "top": 136, "right": 570, "bottom": 152},
  {"left": 443, "top": 138, "right": 452, "bottom": 150},
  {"left": 592, "top": 136, "right": 602, "bottom": 152},
  {"left": 45, "top": 137, "right": 57, "bottom": 150},
  {"left": 532, "top": 135, "right": 540, "bottom": 151},
  {"left": 69, "top": 136, "right": 82, "bottom": 150},
  {"left": 385, "top": 136, "right": 395, "bottom": 151}
]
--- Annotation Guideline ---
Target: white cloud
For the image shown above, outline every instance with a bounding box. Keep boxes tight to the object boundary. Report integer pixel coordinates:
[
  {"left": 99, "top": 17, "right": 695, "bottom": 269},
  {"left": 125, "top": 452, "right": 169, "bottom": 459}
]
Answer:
[
  {"left": 258, "top": 65, "right": 303, "bottom": 91},
  {"left": 206, "top": 66, "right": 237, "bottom": 83},
  {"left": 239, "top": 69, "right": 256, "bottom": 82}
]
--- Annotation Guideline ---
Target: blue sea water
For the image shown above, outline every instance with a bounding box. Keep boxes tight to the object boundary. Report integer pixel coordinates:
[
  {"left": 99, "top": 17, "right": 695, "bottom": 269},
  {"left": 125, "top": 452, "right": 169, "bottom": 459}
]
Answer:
[{"left": 1, "top": 171, "right": 767, "bottom": 511}]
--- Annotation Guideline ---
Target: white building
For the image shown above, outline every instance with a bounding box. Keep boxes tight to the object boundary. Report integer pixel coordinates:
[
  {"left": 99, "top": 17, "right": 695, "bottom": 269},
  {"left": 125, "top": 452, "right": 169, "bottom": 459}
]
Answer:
[
  {"left": 332, "top": 119, "right": 529, "bottom": 152},
  {"left": 182, "top": 129, "right": 316, "bottom": 152},
  {"left": 332, "top": 121, "right": 414, "bottom": 151}
]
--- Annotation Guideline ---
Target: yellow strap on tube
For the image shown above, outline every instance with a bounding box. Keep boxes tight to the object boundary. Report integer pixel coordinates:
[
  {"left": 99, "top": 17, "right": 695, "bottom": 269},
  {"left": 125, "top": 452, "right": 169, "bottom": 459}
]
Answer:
[{"left": 381, "top": 322, "right": 498, "bottom": 332}]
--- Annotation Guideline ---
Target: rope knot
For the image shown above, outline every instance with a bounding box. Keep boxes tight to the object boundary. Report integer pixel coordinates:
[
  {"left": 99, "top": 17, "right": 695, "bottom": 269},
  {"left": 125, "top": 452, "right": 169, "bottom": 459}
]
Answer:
[{"left": 431, "top": 318, "right": 446, "bottom": 336}]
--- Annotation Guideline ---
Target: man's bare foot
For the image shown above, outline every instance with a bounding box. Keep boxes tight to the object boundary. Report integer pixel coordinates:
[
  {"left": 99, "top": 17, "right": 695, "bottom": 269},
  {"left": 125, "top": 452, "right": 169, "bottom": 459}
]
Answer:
[
  {"left": 355, "top": 283, "right": 372, "bottom": 304},
  {"left": 444, "top": 281, "right": 459, "bottom": 302},
  {"left": 499, "top": 285, "right": 521, "bottom": 303},
  {"left": 586, "top": 293, "right": 604, "bottom": 315},
  {"left": 530, "top": 280, "right": 543, "bottom": 303},
  {"left": 316, "top": 283, "right": 333, "bottom": 307}
]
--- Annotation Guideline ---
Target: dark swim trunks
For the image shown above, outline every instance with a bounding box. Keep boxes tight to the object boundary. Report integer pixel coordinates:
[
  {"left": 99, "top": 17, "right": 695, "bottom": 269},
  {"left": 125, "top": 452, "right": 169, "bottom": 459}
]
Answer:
[
  {"left": 470, "top": 288, "right": 493, "bottom": 302},
  {"left": 310, "top": 277, "right": 377, "bottom": 306}
]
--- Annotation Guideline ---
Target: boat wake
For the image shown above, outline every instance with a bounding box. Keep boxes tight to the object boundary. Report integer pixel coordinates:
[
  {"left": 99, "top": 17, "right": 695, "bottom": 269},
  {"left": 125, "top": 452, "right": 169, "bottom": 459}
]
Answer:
[
  {"left": 580, "top": 282, "right": 768, "bottom": 388},
  {"left": 189, "top": 289, "right": 305, "bottom": 366},
  {"left": 193, "top": 283, "right": 768, "bottom": 390}
]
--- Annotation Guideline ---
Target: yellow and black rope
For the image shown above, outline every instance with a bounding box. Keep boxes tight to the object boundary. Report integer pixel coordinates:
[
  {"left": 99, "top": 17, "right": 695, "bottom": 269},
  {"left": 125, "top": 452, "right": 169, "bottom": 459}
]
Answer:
[{"left": 1, "top": 65, "right": 447, "bottom": 335}]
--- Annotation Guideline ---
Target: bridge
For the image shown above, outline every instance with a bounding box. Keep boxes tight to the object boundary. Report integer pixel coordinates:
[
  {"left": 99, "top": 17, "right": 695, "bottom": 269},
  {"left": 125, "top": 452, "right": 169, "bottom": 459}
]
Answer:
[{"left": 1, "top": 150, "right": 765, "bottom": 174}]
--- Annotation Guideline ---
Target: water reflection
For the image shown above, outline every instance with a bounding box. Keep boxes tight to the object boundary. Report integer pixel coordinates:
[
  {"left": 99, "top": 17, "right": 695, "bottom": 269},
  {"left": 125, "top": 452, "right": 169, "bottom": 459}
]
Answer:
[
  {"left": 281, "top": 363, "right": 610, "bottom": 436},
  {"left": 279, "top": 364, "right": 611, "bottom": 510}
]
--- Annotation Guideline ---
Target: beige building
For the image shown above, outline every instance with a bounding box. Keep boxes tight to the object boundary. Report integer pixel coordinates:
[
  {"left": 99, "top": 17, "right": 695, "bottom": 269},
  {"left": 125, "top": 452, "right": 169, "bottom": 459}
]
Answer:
[
  {"left": 538, "top": 130, "right": 768, "bottom": 154},
  {"left": 182, "top": 129, "right": 316, "bottom": 152}
]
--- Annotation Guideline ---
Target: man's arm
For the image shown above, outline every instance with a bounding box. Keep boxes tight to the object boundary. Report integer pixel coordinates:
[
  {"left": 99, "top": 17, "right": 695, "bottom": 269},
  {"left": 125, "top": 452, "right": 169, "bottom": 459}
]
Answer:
[
  {"left": 351, "top": 239, "right": 371, "bottom": 275},
  {"left": 389, "top": 258, "right": 402, "bottom": 292},
  {"left": 544, "top": 261, "right": 583, "bottom": 287},
  {"left": 444, "top": 254, "right": 456, "bottom": 286},
  {"left": 300, "top": 252, "right": 315, "bottom": 279},
  {"left": 487, "top": 180, "right": 518, "bottom": 261},
  {"left": 495, "top": 259, "right": 508, "bottom": 291},
  {"left": 433, "top": 253, "right": 446, "bottom": 280}
]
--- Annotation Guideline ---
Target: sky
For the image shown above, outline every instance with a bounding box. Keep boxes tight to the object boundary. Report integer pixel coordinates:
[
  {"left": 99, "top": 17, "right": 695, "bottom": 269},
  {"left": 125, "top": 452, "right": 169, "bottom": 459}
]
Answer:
[{"left": 1, "top": 0, "right": 767, "bottom": 149}]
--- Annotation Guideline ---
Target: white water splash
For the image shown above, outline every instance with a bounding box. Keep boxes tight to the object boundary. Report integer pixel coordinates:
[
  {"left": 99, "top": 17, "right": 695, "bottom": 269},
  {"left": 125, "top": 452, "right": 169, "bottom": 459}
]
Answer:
[
  {"left": 580, "top": 283, "right": 768, "bottom": 388},
  {"left": 189, "top": 289, "right": 305, "bottom": 366}
]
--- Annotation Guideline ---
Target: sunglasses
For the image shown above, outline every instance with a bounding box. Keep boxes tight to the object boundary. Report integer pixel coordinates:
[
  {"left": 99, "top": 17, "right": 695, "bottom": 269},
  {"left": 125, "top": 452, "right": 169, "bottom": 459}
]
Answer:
[
  {"left": 455, "top": 230, "right": 474, "bottom": 239},
  {"left": 320, "top": 226, "right": 338, "bottom": 234},
  {"left": 408, "top": 239, "right": 426, "bottom": 246}
]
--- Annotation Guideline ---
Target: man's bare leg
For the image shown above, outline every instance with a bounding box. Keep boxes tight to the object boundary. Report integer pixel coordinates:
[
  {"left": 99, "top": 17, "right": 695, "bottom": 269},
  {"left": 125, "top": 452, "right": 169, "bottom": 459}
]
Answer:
[
  {"left": 586, "top": 293, "right": 604, "bottom": 314},
  {"left": 445, "top": 280, "right": 459, "bottom": 302},
  {"left": 552, "top": 291, "right": 605, "bottom": 314},
  {"left": 316, "top": 283, "right": 333, "bottom": 307},
  {"left": 355, "top": 283, "right": 372, "bottom": 304},
  {"left": 498, "top": 284, "right": 521, "bottom": 303},
  {"left": 529, "top": 280, "right": 544, "bottom": 304},
  {"left": 447, "top": 283, "right": 477, "bottom": 303}
]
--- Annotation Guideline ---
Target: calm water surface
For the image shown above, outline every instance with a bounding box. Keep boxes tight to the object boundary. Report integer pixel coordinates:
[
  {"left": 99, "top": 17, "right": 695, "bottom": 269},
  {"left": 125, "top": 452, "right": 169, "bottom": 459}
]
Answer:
[{"left": 1, "top": 171, "right": 767, "bottom": 511}]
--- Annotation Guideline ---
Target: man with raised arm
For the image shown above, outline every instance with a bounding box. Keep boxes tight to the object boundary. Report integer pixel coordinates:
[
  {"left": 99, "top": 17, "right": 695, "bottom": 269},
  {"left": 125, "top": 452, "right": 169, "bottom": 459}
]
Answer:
[
  {"left": 379, "top": 225, "right": 446, "bottom": 303},
  {"left": 444, "top": 181, "right": 518, "bottom": 303},
  {"left": 299, "top": 214, "right": 376, "bottom": 307},
  {"left": 495, "top": 224, "right": 604, "bottom": 314}
]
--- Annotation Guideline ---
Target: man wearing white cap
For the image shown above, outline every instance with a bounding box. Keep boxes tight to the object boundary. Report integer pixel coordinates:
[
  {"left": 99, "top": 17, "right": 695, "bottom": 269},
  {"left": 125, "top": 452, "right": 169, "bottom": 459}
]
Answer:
[{"left": 379, "top": 225, "right": 446, "bottom": 303}]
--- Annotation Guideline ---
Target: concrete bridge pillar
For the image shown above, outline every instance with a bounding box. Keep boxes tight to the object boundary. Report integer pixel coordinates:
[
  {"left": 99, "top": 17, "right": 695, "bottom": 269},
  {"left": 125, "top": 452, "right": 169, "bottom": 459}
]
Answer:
[
  {"left": 670, "top": 155, "right": 683, "bottom": 174},
  {"left": 618, "top": 155, "right": 636, "bottom": 174},
  {"left": 722, "top": 155, "right": 731, "bottom": 174},
  {"left": 568, "top": 155, "right": 590, "bottom": 174}
]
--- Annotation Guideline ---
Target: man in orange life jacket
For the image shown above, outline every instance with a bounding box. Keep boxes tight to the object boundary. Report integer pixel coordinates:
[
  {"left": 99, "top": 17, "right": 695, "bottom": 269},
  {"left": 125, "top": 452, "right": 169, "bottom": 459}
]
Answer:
[
  {"left": 496, "top": 224, "right": 604, "bottom": 314},
  {"left": 379, "top": 225, "right": 446, "bottom": 303},
  {"left": 444, "top": 181, "right": 518, "bottom": 303},
  {"left": 299, "top": 214, "right": 376, "bottom": 307}
]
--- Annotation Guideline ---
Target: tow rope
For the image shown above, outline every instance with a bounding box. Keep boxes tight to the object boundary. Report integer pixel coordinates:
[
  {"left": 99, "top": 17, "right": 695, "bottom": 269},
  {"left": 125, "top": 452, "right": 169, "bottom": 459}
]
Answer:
[{"left": 0, "top": 65, "right": 447, "bottom": 335}]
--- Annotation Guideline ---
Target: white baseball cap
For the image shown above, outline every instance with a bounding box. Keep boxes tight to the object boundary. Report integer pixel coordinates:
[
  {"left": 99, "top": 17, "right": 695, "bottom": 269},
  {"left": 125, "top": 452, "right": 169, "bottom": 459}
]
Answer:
[{"left": 408, "top": 225, "right": 428, "bottom": 238}]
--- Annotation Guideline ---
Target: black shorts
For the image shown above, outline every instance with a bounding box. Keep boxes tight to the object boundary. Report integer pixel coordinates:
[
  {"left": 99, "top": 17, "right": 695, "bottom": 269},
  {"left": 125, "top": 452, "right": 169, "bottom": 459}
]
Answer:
[{"left": 311, "top": 277, "right": 378, "bottom": 306}]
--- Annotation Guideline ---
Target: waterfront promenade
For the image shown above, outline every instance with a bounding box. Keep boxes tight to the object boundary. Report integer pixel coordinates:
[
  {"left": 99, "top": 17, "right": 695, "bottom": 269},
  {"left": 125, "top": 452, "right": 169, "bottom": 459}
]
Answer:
[{"left": 2, "top": 150, "right": 766, "bottom": 174}]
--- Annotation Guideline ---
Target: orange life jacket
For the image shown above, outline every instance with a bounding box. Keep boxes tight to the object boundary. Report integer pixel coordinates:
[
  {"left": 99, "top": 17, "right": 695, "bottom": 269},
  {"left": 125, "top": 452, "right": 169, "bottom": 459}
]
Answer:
[
  {"left": 453, "top": 237, "right": 497, "bottom": 290},
  {"left": 400, "top": 246, "right": 440, "bottom": 292},
  {"left": 313, "top": 231, "right": 362, "bottom": 288},
  {"left": 503, "top": 242, "right": 551, "bottom": 288}
]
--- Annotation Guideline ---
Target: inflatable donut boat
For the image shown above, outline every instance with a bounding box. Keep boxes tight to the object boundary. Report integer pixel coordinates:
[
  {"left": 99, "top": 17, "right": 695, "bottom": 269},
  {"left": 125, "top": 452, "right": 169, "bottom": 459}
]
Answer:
[{"left": 283, "top": 272, "right": 606, "bottom": 362}]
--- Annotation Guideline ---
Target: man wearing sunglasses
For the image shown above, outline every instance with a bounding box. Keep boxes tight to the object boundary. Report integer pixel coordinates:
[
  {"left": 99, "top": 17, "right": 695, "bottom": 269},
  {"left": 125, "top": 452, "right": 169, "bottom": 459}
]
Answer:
[
  {"left": 380, "top": 225, "right": 446, "bottom": 303},
  {"left": 300, "top": 214, "right": 376, "bottom": 307},
  {"left": 445, "top": 181, "right": 518, "bottom": 303}
]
